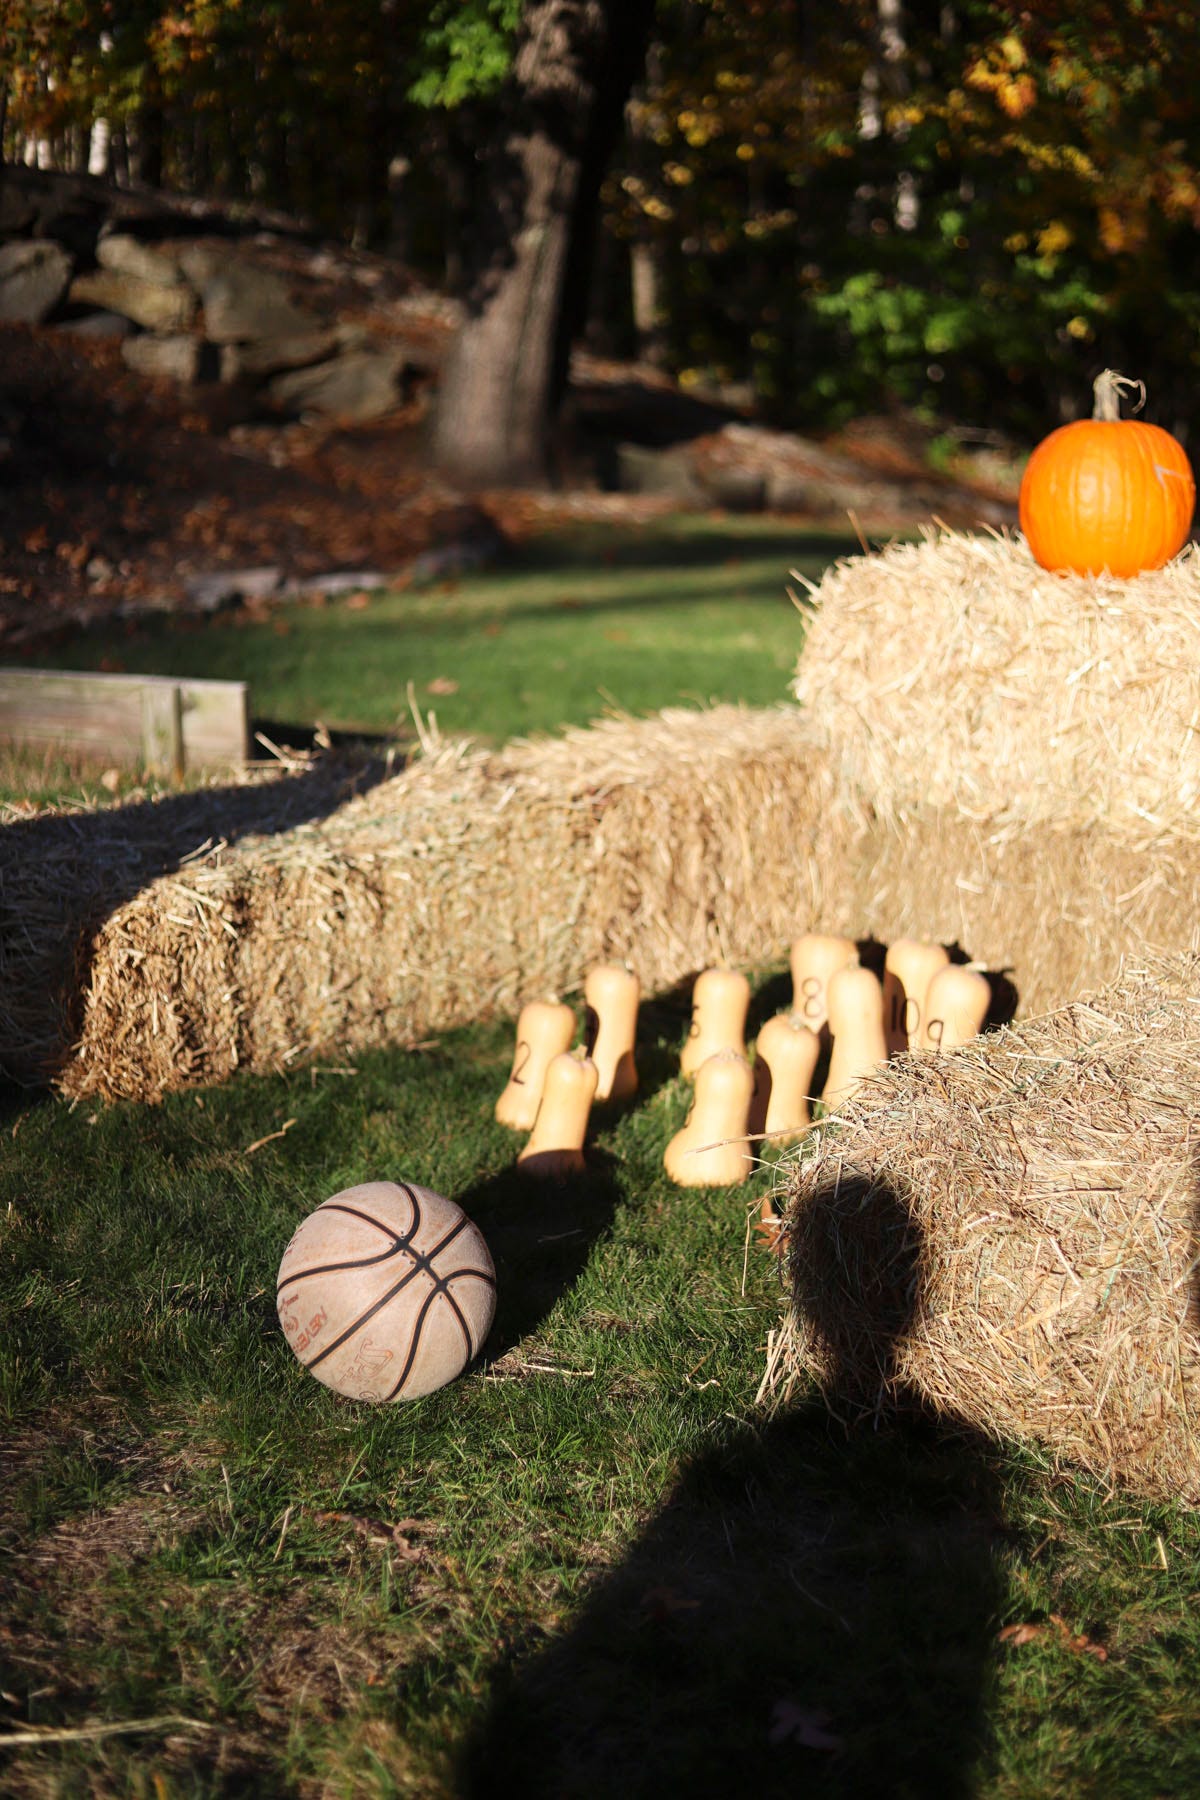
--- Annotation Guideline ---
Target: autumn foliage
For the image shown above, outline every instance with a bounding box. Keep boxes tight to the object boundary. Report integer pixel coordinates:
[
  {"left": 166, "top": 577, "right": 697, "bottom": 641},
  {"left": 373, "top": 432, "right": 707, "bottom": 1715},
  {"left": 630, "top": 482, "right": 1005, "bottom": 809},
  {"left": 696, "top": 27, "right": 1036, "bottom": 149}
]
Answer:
[{"left": 4, "top": 1, "right": 1200, "bottom": 440}]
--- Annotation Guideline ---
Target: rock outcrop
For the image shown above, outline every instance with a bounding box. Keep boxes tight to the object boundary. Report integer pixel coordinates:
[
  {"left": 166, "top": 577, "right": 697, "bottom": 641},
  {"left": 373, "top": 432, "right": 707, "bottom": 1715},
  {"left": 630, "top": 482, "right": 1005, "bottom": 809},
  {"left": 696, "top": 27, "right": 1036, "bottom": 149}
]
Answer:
[{"left": 0, "top": 168, "right": 430, "bottom": 426}]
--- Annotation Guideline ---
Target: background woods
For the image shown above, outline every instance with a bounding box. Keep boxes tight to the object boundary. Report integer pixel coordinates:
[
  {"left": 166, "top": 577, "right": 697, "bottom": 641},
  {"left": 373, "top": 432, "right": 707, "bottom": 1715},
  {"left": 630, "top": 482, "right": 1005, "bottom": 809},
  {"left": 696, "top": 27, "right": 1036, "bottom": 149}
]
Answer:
[{"left": 4, "top": 0, "right": 1200, "bottom": 465}]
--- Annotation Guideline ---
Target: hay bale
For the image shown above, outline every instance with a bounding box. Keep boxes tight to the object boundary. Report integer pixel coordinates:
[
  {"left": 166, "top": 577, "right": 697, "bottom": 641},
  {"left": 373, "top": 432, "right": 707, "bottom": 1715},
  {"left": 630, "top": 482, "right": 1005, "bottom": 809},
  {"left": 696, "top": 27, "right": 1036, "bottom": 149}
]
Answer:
[
  {"left": 772, "top": 950, "right": 1200, "bottom": 1503},
  {"left": 0, "top": 760, "right": 373, "bottom": 1093},
  {"left": 793, "top": 529, "right": 1200, "bottom": 833},
  {"left": 8, "top": 701, "right": 1200, "bottom": 1104},
  {"left": 813, "top": 800, "right": 1200, "bottom": 1021},
  {"left": 42, "top": 707, "right": 836, "bottom": 1102}
]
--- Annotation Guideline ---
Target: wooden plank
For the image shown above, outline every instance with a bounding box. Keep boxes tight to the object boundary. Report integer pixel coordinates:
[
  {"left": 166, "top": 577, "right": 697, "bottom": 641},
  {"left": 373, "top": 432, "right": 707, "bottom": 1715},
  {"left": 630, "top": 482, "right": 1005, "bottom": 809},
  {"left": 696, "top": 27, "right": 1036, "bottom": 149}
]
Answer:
[
  {"left": 0, "top": 669, "right": 249, "bottom": 773},
  {"left": 141, "top": 681, "right": 184, "bottom": 778},
  {"left": 0, "top": 670, "right": 153, "bottom": 764},
  {"left": 179, "top": 678, "right": 250, "bottom": 769}
]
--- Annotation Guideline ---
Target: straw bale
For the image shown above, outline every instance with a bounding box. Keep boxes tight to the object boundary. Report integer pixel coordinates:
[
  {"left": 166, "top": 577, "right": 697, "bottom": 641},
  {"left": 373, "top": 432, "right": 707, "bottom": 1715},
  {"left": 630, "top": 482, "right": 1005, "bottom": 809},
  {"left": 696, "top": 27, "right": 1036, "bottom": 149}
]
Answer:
[
  {"left": 811, "top": 799, "right": 1200, "bottom": 1022},
  {"left": 772, "top": 950, "right": 1200, "bottom": 1503},
  {"left": 8, "top": 699, "right": 1200, "bottom": 1104},
  {"left": 793, "top": 528, "right": 1200, "bottom": 835},
  {"left": 44, "top": 707, "right": 837, "bottom": 1102},
  {"left": 0, "top": 761, "right": 372, "bottom": 1093}
]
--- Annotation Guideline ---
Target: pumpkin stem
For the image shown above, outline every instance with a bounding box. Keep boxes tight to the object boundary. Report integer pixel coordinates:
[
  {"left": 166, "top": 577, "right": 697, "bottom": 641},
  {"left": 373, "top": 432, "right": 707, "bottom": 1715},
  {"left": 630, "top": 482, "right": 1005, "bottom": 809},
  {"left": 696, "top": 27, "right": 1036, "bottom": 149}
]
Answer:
[{"left": 1093, "top": 368, "right": 1146, "bottom": 421}]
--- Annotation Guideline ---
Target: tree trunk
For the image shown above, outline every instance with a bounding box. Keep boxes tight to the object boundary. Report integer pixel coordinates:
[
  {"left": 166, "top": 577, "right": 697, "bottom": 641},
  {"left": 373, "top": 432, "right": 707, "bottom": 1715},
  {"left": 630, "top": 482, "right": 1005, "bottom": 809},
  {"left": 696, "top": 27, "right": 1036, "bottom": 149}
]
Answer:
[{"left": 432, "top": 0, "right": 653, "bottom": 487}]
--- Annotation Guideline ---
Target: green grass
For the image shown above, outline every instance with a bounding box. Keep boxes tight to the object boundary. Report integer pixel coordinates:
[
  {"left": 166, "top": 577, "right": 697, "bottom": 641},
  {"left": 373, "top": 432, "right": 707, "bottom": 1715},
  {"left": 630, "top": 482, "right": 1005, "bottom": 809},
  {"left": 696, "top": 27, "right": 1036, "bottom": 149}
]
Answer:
[
  {"left": 5, "top": 517, "right": 1200, "bottom": 1795},
  {"left": 4, "top": 1000, "right": 1200, "bottom": 1798},
  {"left": 14, "top": 517, "right": 841, "bottom": 762}
]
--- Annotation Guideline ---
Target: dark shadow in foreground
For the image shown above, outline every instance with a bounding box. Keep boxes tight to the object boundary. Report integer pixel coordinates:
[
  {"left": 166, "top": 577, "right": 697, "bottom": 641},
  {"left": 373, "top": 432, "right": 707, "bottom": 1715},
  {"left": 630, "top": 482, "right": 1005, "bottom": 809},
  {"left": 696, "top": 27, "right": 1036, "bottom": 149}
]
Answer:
[
  {"left": 462, "top": 1180, "right": 1009, "bottom": 1800},
  {"left": 455, "top": 1153, "right": 623, "bottom": 1366}
]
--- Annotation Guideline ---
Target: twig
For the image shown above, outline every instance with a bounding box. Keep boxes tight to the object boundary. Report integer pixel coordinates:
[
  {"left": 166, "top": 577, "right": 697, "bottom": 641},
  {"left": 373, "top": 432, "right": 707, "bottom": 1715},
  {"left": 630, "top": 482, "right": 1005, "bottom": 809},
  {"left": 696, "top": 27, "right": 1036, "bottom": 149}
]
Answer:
[
  {"left": 242, "top": 1118, "right": 297, "bottom": 1156},
  {"left": 252, "top": 730, "right": 307, "bottom": 769},
  {"left": 273, "top": 1503, "right": 294, "bottom": 1563},
  {"left": 846, "top": 508, "right": 870, "bottom": 554},
  {"left": 0, "top": 1715, "right": 214, "bottom": 1750}
]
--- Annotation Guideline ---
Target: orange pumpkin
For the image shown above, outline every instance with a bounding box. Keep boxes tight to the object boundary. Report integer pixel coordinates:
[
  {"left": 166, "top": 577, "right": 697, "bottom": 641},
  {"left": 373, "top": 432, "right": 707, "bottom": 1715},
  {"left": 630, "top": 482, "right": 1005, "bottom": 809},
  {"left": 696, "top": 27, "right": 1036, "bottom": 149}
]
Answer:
[{"left": 1019, "top": 369, "right": 1195, "bottom": 577}]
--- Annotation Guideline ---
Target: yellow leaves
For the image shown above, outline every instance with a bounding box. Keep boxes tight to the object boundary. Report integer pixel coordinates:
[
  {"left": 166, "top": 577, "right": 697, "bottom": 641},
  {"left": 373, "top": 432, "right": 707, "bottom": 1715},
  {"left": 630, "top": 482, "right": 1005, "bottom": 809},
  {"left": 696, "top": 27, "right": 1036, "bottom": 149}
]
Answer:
[
  {"left": 965, "top": 56, "right": 1036, "bottom": 119},
  {"left": 744, "top": 209, "right": 797, "bottom": 239},
  {"left": 619, "top": 173, "right": 675, "bottom": 222},
  {"left": 678, "top": 107, "right": 720, "bottom": 149},
  {"left": 1006, "top": 138, "right": 1098, "bottom": 181},
  {"left": 996, "top": 75, "right": 1037, "bottom": 119},
  {"left": 735, "top": 142, "right": 756, "bottom": 161},
  {"left": 1162, "top": 171, "right": 1200, "bottom": 219},
  {"left": 1098, "top": 205, "right": 1147, "bottom": 256},
  {"left": 965, "top": 33, "right": 1035, "bottom": 117},
  {"left": 1036, "top": 220, "right": 1072, "bottom": 257},
  {"left": 662, "top": 162, "right": 694, "bottom": 187},
  {"left": 1065, "top": 317, "right": 1093, "bottom": 341}
]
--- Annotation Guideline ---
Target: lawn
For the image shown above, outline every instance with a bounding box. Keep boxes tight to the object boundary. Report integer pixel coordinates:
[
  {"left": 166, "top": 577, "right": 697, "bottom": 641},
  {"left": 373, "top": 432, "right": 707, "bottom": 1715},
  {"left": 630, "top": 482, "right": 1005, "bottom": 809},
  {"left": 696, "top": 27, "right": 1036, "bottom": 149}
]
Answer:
[
  {"left": 15, "top": 515, "right": 844, "bottom": 759},
  {"left": 4, "top": 517, "right": 1200, "bottom": 1797}
]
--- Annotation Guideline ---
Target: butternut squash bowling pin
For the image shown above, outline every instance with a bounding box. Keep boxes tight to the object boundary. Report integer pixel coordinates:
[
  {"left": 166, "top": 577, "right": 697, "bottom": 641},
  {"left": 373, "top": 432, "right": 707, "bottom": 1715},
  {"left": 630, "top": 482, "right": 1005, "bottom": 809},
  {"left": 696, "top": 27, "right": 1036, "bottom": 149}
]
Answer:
[
  {"left": 920, "top": 964, "right": 991, "bottom": 1052},
  {"left": 749, "top": 1013, "right": 821, "bottom": 1145},
  {"left": 517, "top": 1052, "right": 599, "bottom": 1179},
  {"left": 789, "top": 934, "right": 858, "bottom": 1039},
  {"left": 584, "top": 963, "right": 640, "bottom": 1103},
  {"left": 823, "top": 964, "right": 888, "bottom": 1110},
  {"left": 664, "top": 1051, "right": 755, "bottom": 1187},
  {"left": 882, "top": 939, "right": 951, "bottom": 1055},
  {"left": 680, "top": 968, "right": 750, "bottom": 1077},
  {"left": 495, "top": 1000, "right": 577, "bottom": 1131}
]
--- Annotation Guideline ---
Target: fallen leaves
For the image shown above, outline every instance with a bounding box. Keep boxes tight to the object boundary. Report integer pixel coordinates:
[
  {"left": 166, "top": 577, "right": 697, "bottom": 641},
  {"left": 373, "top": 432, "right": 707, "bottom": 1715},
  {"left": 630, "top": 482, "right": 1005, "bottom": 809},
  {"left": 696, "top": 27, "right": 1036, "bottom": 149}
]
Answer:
[
  {"left": 754, "top": 1208, "right": 786, "bottom": 1253},
  {"left": 998, "top": 1615, "right": 1108, "bottom": 1661},
  {"left": 426, "top": 675, "right": 459, "bottom": 695}
]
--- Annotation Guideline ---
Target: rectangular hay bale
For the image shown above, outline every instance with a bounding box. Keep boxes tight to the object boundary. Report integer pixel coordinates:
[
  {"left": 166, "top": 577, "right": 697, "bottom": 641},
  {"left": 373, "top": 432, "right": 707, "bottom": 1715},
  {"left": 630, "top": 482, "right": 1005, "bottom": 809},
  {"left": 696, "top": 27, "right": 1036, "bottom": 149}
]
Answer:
[{"left": 6, "top": 703, "right": 1200, "bottom": 1105}]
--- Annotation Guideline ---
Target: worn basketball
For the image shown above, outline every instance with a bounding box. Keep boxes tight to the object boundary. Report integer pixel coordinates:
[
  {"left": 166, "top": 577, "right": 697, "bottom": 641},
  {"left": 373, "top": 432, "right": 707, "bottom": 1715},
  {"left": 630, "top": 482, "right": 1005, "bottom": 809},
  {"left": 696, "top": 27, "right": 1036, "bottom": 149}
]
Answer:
[{"left": 276, "top": 1180, "right": 497, "bottom": 1403}]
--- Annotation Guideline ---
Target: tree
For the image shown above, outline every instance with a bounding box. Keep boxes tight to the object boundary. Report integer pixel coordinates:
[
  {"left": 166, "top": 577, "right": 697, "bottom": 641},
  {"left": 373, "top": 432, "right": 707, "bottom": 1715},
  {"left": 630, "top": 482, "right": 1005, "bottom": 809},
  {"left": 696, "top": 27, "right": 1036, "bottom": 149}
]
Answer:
[{"left": 431, "top": 0, "right": 655, "bottom": 486}]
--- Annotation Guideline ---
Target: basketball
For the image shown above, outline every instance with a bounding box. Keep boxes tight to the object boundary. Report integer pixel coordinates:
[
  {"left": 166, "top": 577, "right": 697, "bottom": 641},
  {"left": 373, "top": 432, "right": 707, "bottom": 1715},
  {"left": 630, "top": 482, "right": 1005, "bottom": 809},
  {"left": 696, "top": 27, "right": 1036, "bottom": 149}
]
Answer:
[{"left": 276, "top": 1180, "right": 497, "bottom": 1402}]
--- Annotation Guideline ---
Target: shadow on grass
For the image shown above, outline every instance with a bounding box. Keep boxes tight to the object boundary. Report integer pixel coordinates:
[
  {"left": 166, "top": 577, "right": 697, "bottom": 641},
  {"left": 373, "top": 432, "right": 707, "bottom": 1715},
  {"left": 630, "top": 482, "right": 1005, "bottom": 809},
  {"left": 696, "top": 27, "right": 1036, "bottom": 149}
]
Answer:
[
  {"left": 462, "top": 1180, "right": 1008, "bottom": 1799},
  {"left": 506, "top": 524, "right": 862, "bottom": 577},
  {"left": 456, "top": 1154, "right": 623, "bottom": 1363}
]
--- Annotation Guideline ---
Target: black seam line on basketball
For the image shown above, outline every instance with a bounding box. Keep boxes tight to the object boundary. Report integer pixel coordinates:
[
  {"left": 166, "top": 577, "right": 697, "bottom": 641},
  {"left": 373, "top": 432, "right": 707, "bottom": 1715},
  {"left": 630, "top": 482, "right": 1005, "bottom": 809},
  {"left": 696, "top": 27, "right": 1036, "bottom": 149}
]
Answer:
[
  {"left": 302, "top": 1214, "right": 473, "bottom": 1371},
  {"left": 401, "top": 1271, "right": 494, "bottom": 1393},
  {"left": 274, "top": 1201, "right": 412, "bottom": 1298},
  {"left": 302, "top": 1260, "right": 424, "bottom": 1369},
  {"left": 382, "top": 1285, "right": 441, "bottom": 1401},
  {"left": 442, "top": 1286, "right": 475, "bottom": 1361},
  {"left": 383, "top": 1284, "right": 471, "bottom": 1403}
]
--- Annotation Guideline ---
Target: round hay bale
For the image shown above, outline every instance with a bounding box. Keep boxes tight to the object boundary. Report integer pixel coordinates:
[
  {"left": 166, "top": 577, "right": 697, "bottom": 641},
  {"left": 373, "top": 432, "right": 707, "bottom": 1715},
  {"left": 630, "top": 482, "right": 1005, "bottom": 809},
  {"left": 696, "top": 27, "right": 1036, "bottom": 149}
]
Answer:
[
  {"left": 771, "top": 949, "right": 1200, "bottom": 1504},
  {"left": 793, "top": 528, "right": 1200, "bottom": 834}
]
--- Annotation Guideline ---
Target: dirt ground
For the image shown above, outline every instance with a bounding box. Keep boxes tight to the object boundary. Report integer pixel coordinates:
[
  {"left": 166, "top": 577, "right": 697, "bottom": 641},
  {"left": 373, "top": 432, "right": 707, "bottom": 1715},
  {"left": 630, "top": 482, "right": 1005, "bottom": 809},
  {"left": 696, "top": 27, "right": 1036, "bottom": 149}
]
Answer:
[{"left": 0, "top": 306, "right": 1019, "bottom": 656}]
